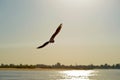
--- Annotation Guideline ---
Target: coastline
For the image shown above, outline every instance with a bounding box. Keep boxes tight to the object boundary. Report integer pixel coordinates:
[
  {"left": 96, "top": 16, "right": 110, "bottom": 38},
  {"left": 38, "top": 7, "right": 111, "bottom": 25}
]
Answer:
[
  {"left": 0, "top": 68, "right": 79, "bottom": 71},
  {"left": 0, "top": 68, "right": 119, "bottom": 71}
]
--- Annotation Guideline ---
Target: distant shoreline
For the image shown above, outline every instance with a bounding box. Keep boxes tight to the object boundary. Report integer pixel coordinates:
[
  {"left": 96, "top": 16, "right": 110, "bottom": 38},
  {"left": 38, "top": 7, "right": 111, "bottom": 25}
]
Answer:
[
  {"left": 0, "top": 63, "right": 120, "bottom": 70},
  {"left": 0, "top": 68, "right": 119, "bottom": 71},
  {"left": 0, "top": 68, "right": 95, "bottom": 71}
]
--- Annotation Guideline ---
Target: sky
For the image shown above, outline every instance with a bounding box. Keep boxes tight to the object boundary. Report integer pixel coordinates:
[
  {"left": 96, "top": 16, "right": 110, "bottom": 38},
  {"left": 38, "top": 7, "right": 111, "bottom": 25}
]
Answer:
[{"left": 0, "top": 0, "right": 120, "bottom": 65}]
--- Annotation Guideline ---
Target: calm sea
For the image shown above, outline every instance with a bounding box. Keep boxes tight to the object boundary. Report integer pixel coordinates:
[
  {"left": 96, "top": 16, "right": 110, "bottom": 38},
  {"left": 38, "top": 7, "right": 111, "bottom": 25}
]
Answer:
[{"left": 0, "top": 69, "right": 119, "bottom": 80}]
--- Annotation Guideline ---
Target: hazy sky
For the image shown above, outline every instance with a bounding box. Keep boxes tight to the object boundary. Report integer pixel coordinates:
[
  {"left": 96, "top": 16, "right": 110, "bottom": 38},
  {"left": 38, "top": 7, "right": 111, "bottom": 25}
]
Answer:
[{"left": 0, "top": 0, "right": 120, "bottom": 65}]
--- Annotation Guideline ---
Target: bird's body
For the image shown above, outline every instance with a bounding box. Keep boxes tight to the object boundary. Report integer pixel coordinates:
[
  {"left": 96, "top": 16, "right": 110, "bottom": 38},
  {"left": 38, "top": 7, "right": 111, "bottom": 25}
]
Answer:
[{"left": 37, "top": 24, "right": 62, "bottom": 49}]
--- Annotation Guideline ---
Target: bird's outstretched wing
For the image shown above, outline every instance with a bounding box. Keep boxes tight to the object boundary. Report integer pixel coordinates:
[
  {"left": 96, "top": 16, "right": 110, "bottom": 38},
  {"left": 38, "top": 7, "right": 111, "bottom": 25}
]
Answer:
[
  {"left": 37, "top": 41, "right": 49, "bottom": 49},
  {"left": 37, "top": 23, "right": 62, "bottom": 49},
  {"left": 50, "top": 24, "right": 62, "bottom": 41}
]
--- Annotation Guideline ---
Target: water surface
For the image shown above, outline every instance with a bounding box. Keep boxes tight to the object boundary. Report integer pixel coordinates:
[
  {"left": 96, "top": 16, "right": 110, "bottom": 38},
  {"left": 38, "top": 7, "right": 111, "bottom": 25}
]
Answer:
[{"left": 0, "top": 69, "right": 119, "bottom": 80}]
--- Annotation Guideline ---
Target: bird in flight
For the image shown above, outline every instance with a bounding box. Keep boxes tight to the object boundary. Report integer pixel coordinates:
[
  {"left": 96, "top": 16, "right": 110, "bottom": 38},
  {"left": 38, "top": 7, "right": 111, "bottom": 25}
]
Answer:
[{"left": 37, "top": 23, "right": 62, "bottom": 49}]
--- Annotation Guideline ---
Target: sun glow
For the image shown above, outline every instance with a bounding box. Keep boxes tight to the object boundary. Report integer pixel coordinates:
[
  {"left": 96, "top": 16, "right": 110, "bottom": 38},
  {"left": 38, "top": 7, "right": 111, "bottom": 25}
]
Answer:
[{"left": 59, "top": 70, "right": 96, "bottom": 80}]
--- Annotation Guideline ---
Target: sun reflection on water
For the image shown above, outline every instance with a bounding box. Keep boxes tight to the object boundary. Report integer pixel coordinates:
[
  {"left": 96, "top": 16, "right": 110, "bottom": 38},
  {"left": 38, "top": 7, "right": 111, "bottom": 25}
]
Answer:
[{"left": 59, "top": 70, "right": 96, "bottom": 80}]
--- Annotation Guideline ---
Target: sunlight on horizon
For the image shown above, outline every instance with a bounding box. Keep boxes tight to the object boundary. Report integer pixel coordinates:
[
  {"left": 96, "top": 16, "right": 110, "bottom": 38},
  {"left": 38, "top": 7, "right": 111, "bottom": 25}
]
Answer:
[{"left": 59, "top": 70, "right": 97, "bottom": 80}]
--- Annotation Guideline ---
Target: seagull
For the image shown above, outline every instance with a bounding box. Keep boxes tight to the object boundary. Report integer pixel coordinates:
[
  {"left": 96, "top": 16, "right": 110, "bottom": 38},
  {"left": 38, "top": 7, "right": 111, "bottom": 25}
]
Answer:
[{"left": 37, "top": 24, "right": 62, "bottom": 49}]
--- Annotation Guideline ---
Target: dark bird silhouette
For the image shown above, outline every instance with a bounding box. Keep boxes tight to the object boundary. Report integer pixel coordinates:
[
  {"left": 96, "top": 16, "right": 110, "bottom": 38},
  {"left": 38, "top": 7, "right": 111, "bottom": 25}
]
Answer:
[{"left": 37, "top": 24, "right": 62, "bottom": 49}]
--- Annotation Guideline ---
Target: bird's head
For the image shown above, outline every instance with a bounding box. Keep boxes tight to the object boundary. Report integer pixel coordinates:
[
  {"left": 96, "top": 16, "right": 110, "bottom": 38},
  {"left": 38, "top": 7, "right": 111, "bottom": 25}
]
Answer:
[{"left": 60, "top": 23, "right": 62, "bottom": 27}]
